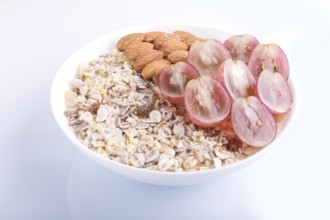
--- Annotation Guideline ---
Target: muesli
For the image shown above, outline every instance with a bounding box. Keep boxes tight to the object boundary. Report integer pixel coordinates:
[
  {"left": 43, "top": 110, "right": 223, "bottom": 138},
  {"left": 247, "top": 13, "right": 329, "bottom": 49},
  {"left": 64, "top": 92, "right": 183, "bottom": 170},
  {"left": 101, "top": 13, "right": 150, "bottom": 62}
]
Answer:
[{"left": 64, "top": 30, "right": 292, "bottom": 171}]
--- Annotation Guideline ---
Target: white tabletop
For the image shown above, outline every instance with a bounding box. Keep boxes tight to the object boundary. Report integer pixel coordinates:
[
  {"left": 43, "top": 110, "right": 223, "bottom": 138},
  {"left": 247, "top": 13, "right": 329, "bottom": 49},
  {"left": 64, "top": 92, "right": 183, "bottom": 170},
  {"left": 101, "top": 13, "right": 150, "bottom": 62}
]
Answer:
[{"left": 1, "top": 0, "right": 329, "bottom": 219}]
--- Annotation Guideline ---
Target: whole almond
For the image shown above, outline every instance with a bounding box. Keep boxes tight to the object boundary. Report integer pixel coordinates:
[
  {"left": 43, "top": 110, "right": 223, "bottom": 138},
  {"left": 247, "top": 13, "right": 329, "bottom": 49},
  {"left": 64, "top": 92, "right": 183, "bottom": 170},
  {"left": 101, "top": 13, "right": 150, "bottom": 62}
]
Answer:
[
  {"left": 116, "top": 33, "right": 145, "bottom": 51},
  {"left": 173, "top": 31, "right": 196, "bottom": 41},
  {"left": 134, "top": 49, "right": 163, "bottom": 72},
  {"left": 167, "top": 50, "right": 189, "bottom": 63},
  {"left": 153, "top": 34, "right": 181, "bottom": 49},
  {"left": 160, "top": 39, "right": 188, "bottom": 56},
  {"left": 142, "top": 59, "right": 171, "bottom": 80},
  {"left": 144, "top": 31, "right": 167, "bottom": 42},
  {"left": 124, "top": 42, "right": 154, "bottom": 60},
  {"left": 173, "top": 30, "right": 202, "bottom": 47},
  {"left": 185, "top": 37, "right": 204, "bottom": 47}
]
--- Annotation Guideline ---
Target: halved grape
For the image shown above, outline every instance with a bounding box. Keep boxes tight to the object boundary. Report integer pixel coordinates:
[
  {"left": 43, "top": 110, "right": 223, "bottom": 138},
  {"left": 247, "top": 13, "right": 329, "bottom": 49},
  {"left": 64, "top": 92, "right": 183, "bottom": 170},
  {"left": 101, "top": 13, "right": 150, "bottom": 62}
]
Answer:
[
  {"left": 257, "top": 69, "right": 293, "bottom": 114},
  {"left": 231, "top": 96, "right": 277, "bottom": 147},
  {"left": 159, "top": 61, "right": 199, "bottom": 105},
  {"left": 184, "top": 76, "right": 231, "bottom": 128},
  {"left": 217, "top": 59, "right": 256, "bottom": 99},
  {"left": 223, "top": 34, "right": 259, "bottom": 64},
  {"left": 248, "top": 43, "right": 289, "bottom": 79},
  {"left": 188, "top": 39, "right": 231, "bottom": 78}
]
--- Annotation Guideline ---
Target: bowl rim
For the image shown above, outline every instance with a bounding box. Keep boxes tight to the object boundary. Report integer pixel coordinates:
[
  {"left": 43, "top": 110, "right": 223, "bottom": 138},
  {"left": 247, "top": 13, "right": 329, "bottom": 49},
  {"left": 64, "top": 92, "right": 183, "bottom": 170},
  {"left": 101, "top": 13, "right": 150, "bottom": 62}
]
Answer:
[{"left": 50, "top": 23, "right": 297, "bottom": 178}]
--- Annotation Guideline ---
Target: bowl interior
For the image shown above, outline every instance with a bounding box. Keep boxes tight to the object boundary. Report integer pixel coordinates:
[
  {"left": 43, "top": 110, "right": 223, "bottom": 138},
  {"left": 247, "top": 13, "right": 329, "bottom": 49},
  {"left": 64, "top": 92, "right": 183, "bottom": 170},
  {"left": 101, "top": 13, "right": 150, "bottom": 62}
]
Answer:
[{"left": 51, "top": 24, "right": 295, "bottom": 186}]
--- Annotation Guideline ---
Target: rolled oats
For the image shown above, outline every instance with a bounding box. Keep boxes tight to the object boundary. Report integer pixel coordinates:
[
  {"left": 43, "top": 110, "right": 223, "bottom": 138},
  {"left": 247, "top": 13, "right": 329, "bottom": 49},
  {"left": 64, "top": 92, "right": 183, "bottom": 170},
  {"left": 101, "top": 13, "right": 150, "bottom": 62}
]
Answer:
[
  {"left": 183, "top": 156, "right": 197, "bottom": 170},
  {"left": 158, "top": 154, "right": 175, "bottom": 171},
  {"left": 164, "top": 148, "right": 176, "bottom": 158},
  {"left": 118, "top": 121, "right": 131, "bottom": 129},
  {"left": 213, "top": 158, "right": 222, "bottom": 168},
  {"left": 129, "top": 153, "right": 145, "bottom": 168},
  {"left": 95, "top": 106, "right": 108, "bottom": 122},
  {"left": 149, "top": 110, "right": 162, "bottom": 123},
  {"left": 64, "top": 49, "right": 258, "bottom": 172},
  {"left": 79, "top": 111, "right": 93, "bottom": 122},
  {"left": 172, "top": 123, "right": 185, "bottom": 138},
  {"left": 145, "top": 148, "right": 160, "bottom": 163}
]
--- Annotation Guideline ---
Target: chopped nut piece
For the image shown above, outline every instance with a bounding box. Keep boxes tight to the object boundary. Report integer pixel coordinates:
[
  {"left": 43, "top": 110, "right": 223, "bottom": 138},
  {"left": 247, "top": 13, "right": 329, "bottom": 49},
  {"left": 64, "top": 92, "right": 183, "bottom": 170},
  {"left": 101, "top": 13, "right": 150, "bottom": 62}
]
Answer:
[
  {"left": 225, "top": 137, "right": 242, "bottom": 152},
  {"left": 134, "top": 104, "right": 153, "bottom": 117},
  {"left": 89, "top": 102, "right": 100, "bottom": 114}
]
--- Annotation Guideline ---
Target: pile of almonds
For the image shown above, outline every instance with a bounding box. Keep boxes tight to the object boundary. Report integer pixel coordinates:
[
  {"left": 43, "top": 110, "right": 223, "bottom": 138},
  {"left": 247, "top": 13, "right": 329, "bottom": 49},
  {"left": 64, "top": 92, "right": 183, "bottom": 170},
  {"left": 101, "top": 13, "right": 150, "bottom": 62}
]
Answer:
[{"left": 116, "top": 31, "right": 202, "bottom": 80}]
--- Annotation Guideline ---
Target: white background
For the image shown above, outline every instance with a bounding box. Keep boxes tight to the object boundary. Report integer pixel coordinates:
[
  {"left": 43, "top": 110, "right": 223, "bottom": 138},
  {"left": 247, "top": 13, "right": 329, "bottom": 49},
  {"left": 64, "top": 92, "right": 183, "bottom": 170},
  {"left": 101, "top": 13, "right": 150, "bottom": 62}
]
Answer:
[{"left": 1, "top": 0, "right": 330, "bottom": 219}]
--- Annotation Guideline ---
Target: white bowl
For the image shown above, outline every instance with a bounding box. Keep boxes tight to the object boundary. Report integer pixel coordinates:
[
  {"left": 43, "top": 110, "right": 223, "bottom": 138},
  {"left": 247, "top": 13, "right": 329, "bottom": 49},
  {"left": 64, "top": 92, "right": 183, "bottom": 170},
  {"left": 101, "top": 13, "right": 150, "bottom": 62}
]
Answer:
[{"left": 50, "top": 24, "right": 296, "bottom": 186}]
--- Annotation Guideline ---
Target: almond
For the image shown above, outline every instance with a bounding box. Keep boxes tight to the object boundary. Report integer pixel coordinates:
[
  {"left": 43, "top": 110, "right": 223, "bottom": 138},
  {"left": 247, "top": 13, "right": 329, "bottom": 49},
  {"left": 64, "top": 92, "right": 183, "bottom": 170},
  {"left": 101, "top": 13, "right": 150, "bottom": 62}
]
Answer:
[
  {"left": 134, "top": 49, "right": 163, "bottom": 72},
  {"left": 144, "top": 31, "right": 167, "bottom": 42},
  {"left": 142, "top": 59, "right": 171, "bottom": 80},
  {"left": 173, "top": 30, "right": 202, "bottom": 47},
  {"left": 185, "top": 37, "right": 204, "bottom": 47},
  {"left": 116, "top": 33, "right": 145, "bottom": 51},
  {"left": 173, "top": 30, "right": 196, "bottom": 41},
  {"left": 124, "top": 42, "right": 154, "bottom": 60},
  {"left": 160, "top": 39, "right": 188, "bottom": 56},
  {"left": 153, "top": 34, "right": 181, "bottom": 49},
  {"left": 167, "top": 50, "right": 189, "bottom": 63}
]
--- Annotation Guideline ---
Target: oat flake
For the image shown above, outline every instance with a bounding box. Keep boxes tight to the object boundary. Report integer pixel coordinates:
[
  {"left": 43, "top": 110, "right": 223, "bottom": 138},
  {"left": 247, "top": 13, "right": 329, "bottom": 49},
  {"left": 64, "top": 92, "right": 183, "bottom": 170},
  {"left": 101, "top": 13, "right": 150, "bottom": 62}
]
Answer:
[{"left": 64, "top": 49, "right": 256, "bottom": 172}]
